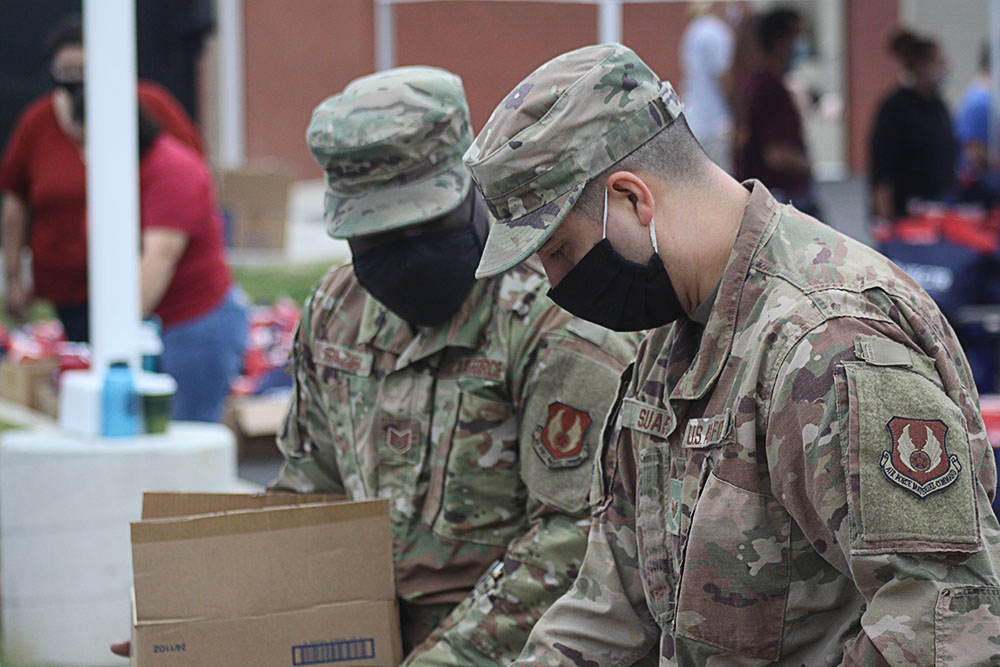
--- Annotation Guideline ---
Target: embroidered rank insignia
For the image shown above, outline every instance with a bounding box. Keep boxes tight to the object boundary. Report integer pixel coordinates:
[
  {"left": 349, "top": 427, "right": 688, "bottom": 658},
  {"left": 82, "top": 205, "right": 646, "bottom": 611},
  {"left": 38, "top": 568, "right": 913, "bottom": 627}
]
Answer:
[
  {"left": 386, "top": 426, "right": 413, "bottom": 454},
  {"left": 532, "top": 402, "right": 592, "bottom": 469},
  {"left": 881, "top": 417, "right": 962, "bottom": 498}
]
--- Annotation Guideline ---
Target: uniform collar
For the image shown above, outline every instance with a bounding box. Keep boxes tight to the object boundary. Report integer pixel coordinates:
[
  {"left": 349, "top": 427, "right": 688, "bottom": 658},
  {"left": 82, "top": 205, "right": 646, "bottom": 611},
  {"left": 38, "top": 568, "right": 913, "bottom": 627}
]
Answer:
[
  {"left": 357, "top": 273, "right": 493, "bottom": 367},
  {"left": 671, "top": 179, "right": 780, "bottom": 400},
  {"left": 688, "top": 279, "right": 720, "bottom": 326}
]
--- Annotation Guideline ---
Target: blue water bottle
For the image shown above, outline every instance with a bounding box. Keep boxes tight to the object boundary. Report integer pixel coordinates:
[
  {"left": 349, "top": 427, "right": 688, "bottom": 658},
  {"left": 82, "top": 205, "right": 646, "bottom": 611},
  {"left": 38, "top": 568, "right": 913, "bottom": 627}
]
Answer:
[{"left": 102, "top": 361, "right": 141, "bottom": 437}]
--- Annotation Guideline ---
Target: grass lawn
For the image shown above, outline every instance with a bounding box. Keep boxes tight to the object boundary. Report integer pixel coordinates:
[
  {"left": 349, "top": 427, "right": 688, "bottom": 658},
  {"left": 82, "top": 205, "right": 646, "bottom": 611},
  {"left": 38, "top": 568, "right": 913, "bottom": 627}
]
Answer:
[
  {"left": 0, "top": 300, "right": 54, "bottom": 332},
  {"left": 232, "top": 261, "right": 334, "bottom": 306},
  {"left": 0, "top": 261, "right": 336, "bottom": 331}
]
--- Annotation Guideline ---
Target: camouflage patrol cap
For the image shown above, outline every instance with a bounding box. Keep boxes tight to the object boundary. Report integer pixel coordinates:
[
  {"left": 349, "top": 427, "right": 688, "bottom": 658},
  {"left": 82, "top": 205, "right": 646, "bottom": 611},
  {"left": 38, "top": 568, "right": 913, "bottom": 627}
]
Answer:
[
  {"left": 464, "top": 44, "right": 684, "bottom": 277},
  {"left": 306, "top": 66, "right": 473, "bottom": 239}
]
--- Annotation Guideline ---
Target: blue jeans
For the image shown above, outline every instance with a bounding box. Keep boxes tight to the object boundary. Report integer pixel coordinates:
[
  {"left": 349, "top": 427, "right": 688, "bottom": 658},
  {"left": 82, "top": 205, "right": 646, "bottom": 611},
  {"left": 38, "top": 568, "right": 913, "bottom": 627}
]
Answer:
[{"left": 160, "top": 288, "right": 248, "bottom": 422}]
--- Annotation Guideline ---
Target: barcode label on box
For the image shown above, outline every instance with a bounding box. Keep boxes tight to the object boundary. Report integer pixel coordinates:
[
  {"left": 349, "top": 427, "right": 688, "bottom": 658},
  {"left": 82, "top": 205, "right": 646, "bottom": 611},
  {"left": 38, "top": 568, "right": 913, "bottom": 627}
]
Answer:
[{"left": 292, "top": 638, "right": 375, "bottom": 665}]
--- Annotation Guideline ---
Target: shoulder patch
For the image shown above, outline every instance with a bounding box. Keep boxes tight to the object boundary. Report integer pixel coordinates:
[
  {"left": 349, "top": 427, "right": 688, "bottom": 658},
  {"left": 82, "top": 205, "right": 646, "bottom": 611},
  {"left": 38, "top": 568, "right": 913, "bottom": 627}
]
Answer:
[
  {"left": 841, "top": 362, "right": 978, "bottom": 553},
  {"left": 882, "top": 417, "right": 961, "bottom": 498},
  {"left": 532, "top": 402, "right": 592, "bottom": 469}
]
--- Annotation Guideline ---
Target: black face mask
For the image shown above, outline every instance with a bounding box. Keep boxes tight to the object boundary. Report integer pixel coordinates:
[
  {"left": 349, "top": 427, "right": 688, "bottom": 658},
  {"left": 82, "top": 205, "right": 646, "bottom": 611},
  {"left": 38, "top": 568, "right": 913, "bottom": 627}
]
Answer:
[
  {"left": 546, "top": 192, "right": 684, "bottom": 331},
  {"left": 353, "top": 217, "right": 484, "bottom": 328}
]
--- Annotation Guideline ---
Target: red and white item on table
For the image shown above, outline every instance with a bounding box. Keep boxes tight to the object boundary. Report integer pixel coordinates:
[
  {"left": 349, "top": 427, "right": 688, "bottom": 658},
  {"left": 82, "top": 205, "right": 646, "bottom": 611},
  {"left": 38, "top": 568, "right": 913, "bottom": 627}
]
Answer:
[
  {"left": 4, "top": 319, "right": 91, "bottom": 376},
  {"left": 231, "top": 297, "right": 300, "bottom": 397},
  {"left": 980, "top": 395, "right": 1000, "bottom": 449}
]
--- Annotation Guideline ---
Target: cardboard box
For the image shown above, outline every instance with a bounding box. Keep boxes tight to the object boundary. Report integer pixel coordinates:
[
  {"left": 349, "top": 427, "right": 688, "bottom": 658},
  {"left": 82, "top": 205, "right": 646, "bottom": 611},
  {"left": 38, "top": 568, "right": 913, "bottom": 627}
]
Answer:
[
  {"left": 224, "top": 393, "right": 290, "bottom": 460},
  {"left": 0, "top": 359, "right": 59, "bottom": 415},
  {"left": 218, "top": 168, "right": 292, "bottom": 250},
  {"left": 130, "top": 493, "right": 400, "bottom": 666}
]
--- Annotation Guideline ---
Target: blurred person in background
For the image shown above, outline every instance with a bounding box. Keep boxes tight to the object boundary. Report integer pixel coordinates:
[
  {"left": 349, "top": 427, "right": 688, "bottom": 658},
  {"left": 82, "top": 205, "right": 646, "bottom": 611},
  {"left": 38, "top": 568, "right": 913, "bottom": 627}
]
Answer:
[
  {"left": 0, "top": 14, "right": 202, "bottom": 342},
  {"left": 680, "top": 2, "right": 734, "bottom": 172},
  {"left": 954, "top": 43, "right": 1000, "bottom": 209},
  {"left": 733, "top": 7, "right": 820, "bottom": 217},
  {"left": 869, "top": 29, "right": 955, "bottom": 225},
  {"left": 135, "top": 107, "right": 246, "bottom": 423}
]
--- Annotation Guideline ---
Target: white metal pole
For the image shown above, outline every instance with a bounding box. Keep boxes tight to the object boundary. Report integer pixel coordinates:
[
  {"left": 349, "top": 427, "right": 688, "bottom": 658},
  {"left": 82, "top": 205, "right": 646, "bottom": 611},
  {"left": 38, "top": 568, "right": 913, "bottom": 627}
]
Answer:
[
  {"left": 598, "top": 0, "right": 623, "bottom": 44},
  {"left": 990, "top": 0, "right": 1000, "bottom": 163},
  {"left": 84, "top": 0, "right": 141, "bottom": 373},
  {"left": 376, "top": 0, "right": 396, "bottom": 71},
  {"left": 218, "top": 0, "right": 246, "bottom": 168}
]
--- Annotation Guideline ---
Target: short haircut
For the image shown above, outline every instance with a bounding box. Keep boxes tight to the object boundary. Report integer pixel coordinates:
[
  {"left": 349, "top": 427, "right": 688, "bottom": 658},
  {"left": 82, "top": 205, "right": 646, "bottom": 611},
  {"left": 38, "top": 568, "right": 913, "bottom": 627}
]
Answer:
[
  {"left": 888, "top": 29, "right": 938, "bottom": 71},
  {"left": 758, "top": 8, "right": 800, "bottom": 55},
  {"left": 45, "top": 13, "right": 82, "bottom": 64},
  {"left": 570, "top": 113, "right": 708, "bottom": 223}
]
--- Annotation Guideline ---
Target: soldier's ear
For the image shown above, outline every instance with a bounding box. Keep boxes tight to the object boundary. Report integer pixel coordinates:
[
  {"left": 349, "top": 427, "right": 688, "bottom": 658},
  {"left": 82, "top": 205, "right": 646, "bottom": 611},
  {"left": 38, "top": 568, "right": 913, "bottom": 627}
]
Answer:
[{"left": 606, "top": 171, "right": 655, "bottom": 228}]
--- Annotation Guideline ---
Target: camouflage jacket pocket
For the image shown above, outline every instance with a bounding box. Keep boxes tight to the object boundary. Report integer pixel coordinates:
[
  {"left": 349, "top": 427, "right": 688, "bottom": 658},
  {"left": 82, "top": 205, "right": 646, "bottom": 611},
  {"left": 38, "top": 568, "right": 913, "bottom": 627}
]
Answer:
[
  {"left": 429, "top": 390, "right": 526, "bottom": 547},
  {"left": 674, "top": 471, "right": 791, "bottom": 661},
  {"left": 636, "top": 444, "right": 679, "bottom": 626},
  {"left": 933, "top": 585, "right": 1000, "bottom": 666}
]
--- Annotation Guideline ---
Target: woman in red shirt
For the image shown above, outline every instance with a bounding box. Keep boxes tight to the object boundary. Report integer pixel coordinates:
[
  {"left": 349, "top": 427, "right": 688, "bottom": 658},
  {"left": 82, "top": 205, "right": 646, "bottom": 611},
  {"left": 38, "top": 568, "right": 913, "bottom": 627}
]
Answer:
[
  {"left": 0, "top": 16, "right": 245, "bottom": 421},
  {"left": 137, "top": 109, "right": 247, "bottom": 422},
  {"left": 0, "top": 15, "right": 203, "bottom": 341}
]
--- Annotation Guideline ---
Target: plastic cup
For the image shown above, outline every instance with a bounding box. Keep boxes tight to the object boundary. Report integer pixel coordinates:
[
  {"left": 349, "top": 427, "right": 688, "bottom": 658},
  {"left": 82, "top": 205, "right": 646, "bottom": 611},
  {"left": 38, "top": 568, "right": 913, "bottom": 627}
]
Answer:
[{"left": 136, "top": 372, "right": 177, "bottom": 435}]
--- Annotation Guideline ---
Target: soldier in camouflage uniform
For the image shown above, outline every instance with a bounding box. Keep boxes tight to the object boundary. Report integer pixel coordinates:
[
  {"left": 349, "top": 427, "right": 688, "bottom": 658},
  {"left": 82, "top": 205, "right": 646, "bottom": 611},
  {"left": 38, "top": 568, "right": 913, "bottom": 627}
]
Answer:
[
  {"left": 466, "top": 44, "right": 1000, "bottom": 665},
  {"left": 268, "top": 66, "right": 636, "bottom": 666}
]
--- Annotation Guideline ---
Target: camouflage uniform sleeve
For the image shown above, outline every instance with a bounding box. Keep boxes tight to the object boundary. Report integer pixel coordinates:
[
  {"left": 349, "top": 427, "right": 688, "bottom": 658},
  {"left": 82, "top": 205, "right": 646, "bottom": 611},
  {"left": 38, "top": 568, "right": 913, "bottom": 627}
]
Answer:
[
  {"left": 268, "top": 287, "right": 346, "bottom": 495},
  {"left": 404, "top": 312, "right": 639, "bottom": 666},
  {"left": 514, "top": 374, "right": 662, "bottom": 667},
  {"left": 768, "top": 317, "right": 1000, "bottom": 665}
]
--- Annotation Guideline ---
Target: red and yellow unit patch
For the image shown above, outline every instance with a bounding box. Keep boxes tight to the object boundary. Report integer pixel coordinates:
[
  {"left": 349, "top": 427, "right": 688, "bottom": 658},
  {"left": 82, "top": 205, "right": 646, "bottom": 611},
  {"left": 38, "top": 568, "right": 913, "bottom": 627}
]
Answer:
[
  {"left": 881, "top": 417, "right": 962, "bottom": 498},
  {"left": 532, "top": 402, "right": 592, "bottom": 469}
]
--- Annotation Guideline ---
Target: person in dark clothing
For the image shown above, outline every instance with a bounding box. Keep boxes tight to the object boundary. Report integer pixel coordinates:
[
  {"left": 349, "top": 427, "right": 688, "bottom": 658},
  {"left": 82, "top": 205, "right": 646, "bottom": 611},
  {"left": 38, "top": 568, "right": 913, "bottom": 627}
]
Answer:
[
  {"left": 136, "top": 0, "right": 214, "bottom": 121},
  {"left": 870, "top": 30, "right": 955, "bottom": 223},
  {"left": 733, "top": 7, "right": 820, "bottom": 217}
]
